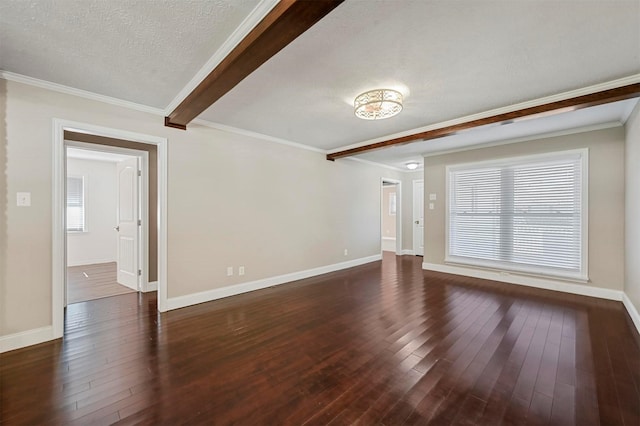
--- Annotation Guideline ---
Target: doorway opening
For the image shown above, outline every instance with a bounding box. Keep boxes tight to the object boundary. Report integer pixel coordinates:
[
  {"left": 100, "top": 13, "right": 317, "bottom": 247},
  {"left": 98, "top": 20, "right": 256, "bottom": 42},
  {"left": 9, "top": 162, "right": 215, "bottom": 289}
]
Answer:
[
  {"left": 65, "top": 144, "right": 147, "bottom": 305},
  {"left": 381, "top": 178, "right": 402, "bottom": 255},
  {"left": 53, "top": 119, "right": 168, "bottom": 340},
  {"left": 413, "top": 179, "right": 424, "bottom": 256}
]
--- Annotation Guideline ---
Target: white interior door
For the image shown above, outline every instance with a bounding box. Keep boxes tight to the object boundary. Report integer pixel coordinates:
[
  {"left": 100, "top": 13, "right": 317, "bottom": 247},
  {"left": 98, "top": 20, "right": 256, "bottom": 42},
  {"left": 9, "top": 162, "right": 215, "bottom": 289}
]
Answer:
[
  {"left": 413, "top": 180, "right": 424, "bottom": 256},
  {"left": 116, "top": 157, "right": 139, "bottom": 290}
]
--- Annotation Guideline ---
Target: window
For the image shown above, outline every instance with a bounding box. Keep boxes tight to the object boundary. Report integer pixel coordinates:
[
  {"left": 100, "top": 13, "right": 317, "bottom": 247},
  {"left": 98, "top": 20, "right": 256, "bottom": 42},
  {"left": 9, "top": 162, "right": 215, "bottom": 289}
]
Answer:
[
  {"left": 447, "top": 149, "right": 587, "bottom": 280},
  {"left": 67, "top": 176, "right": 85, "bottom": 232}
]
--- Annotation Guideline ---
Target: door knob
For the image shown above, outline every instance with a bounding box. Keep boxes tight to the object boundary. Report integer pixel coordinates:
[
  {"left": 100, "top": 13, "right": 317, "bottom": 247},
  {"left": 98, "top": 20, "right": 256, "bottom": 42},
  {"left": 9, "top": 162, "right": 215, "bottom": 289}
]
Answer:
[
  {"left": 114, "top": 226, "right": 120, "bottom": 232},
  {"left": 415, "top": 220, "right": 420, "bottom": 225}
]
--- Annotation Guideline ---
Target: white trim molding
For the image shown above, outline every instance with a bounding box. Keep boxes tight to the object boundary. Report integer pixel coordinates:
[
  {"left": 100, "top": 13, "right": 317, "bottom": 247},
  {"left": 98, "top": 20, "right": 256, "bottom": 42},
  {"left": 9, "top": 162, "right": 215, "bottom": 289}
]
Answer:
[
  {"left": 0, "top": 326, "right": 54, "bottom": 353},
  {"left": 166, "top": 254, "right": 382, "bottom": 311},
  {"left": 401, "top": 249, "right": 415, "bottom": 256},
  {"left": 444, "top": 148, "right": 589, "bottom": 282},
  {"left": 622, "top": 293, "right": 640, "bottom": 335},
  {"left": 192, "top": 119, "right": 324, "bottom": 153},
  {"left": 53, "top": 119, "right": 170, "bottom": 345},
  {"left": 422, "top": 122, "right": 621, "bottom": 158},
  {"left": 144, "top": 281, "right": 159, "bottom": 293},
  {"left": 422, "top": 262, "right": 623, "bottom": 301},
  {"left": 328, "top": 74, "right": 640, "bottom": 155},
  {"left": 1, "top": 71, "right": 164, "bottom": 116},
  {"left": 350, "top": 157, "right": 406, "bottom": 172},
  {"left": 381, "top": 177, "right": 403, "bottom": 256}
]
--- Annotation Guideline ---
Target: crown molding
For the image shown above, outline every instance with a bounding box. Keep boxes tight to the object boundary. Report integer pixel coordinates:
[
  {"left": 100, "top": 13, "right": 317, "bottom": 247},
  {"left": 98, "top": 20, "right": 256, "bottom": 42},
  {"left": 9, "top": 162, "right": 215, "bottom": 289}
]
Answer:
[
  {"left": 0, "top": 68, "right": 397, "bottom": 168},
  {"left": 4, "top": 70, "right": 630, "bottom": 173},
  {"left": 345, "top": 157, "right": 408, "bottom": 173},
  {"left": 327, "top": 74, "right": 640, "bottom": 156},
  {"left": 622, "top": 97, "right": 640, "bottom": 123},
  {"left": 191, "top": 118, "right": 326, "bottom": 153},
  {"left": 0, "top": 70, "right": 164, "bottom": 116},
  {"left": 422, "top": 121, "right": 622, "bottom": 158},
  {"left": 192, "top": 118, "right": 413, "bottom": 171},
  {"left": 163, "top": 0, "right": 280, "bottom": 114}
]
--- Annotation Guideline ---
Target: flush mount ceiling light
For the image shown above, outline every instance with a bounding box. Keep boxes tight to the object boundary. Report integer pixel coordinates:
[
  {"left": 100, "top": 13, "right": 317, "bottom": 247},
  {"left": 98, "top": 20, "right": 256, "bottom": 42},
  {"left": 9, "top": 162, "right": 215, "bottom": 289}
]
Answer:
[
  {"left": 354, "top": 89, "right": 403, "bottom": 120},
  {"left": 405, "top": 162, "right": 420, "bottom": 170}
]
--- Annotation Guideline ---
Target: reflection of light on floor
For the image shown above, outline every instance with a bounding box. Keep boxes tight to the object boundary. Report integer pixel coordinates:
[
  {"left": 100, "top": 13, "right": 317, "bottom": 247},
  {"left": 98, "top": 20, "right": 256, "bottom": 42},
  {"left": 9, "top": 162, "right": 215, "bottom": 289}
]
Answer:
[{"left": 227, "top": 310, "right": 248, "bottom": 335}]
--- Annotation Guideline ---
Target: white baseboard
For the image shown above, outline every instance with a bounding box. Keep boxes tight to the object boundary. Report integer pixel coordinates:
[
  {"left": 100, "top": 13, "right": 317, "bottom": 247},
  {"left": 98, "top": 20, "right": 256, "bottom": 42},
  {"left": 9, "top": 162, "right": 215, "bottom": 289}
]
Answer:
[
  {"left": 622, "top": 293, "right": 640, "bottom": 335},
  {"left": 4, "top": 258, "right": 636, "bottom": 353},
  {"left": 67, "top": 258, "right": 116, "bottom": 267},
  {"left": 401, "top": 249, "right": 415, "bottom": 255},
  {"left": 0, "top": 326, "right": 55, "bottom": 353},
  {"left": 143, "top": 281, "right": 158, "bottom": 292},
  {"left": 422, "top": 262, "right": 623, "bottom": 301},
  {"left": 381, "top": 238, "right": 396, "bottom": 252},
  {"left": 166, "top": 254, "right": 382, "bottom": 311}
]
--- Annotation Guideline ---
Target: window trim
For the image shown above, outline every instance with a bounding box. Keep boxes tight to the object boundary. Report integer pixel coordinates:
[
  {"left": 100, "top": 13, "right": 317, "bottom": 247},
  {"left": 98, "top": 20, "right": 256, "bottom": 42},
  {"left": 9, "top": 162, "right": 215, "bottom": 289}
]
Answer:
[
  {"left": 445, "top": 148, "right": 589, "bottom": 282},
  {"left": 66, "top": 174, "right": 88, "bottom": 233}
]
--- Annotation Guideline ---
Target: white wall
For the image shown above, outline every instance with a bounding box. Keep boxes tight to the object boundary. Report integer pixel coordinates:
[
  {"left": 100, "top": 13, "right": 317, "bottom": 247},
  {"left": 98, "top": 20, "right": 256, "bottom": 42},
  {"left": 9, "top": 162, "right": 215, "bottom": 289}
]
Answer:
[
  {"left": 0, "top": 79, "right": 406, "bottom": 338},
  {"left": 66, "top": 158, "right": 117, "bottom": 266},
  {"left": 625, "top": 102, "right": 640, "bottom": 318}
]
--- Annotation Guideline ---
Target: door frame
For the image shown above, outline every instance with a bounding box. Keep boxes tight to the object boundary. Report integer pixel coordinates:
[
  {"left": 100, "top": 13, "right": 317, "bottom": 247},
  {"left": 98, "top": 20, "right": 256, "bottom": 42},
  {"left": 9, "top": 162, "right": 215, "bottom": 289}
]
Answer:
[
  {"left": 65, "top": 141, "right": 150, "bottom": 296},
  {"left": 380, "top": 177, "right": 402, "bottom": 255},
  {"left": 413, "top": 179, "right": 424, "bottom": 256},
  {"left": 53, "top": 119, "right": 168, "bottom": 340}
]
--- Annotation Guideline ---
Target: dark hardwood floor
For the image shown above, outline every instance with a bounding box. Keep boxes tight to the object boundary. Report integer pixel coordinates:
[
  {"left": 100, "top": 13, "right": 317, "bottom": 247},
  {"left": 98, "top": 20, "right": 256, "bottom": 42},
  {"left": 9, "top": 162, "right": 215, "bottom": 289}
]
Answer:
[{"left": 1, "top": 253, "right": 639, "bottom": 425}]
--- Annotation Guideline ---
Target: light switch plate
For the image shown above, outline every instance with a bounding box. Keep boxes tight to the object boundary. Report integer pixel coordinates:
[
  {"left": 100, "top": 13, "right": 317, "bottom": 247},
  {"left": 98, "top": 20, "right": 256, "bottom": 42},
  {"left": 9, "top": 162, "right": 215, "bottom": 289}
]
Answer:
[
  {"left": 429, "top": 193, "right": 437, "bottom": 201},
  {"left": 429, "top": 202, "right": 435, "bottom": 210},
  {"left": 17, "top": 192, "right": 31, "bottom": 207}
]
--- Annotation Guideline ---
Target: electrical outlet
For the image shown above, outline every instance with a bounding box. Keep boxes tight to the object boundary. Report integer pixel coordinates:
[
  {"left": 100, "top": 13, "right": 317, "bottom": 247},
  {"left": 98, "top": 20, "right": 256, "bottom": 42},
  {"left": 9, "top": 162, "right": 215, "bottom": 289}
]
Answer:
[
  {"left": 429, "top": 203, "right": 434, "bottom": 210},
  {"left": 226, "top": 266, "right": 233, "bottom": 276},
  {"left": 344, "top": 249, "right": 348, "bottom": 256},
  {"left": 239, "top": 266, "right": 245, "bottom": 276}
]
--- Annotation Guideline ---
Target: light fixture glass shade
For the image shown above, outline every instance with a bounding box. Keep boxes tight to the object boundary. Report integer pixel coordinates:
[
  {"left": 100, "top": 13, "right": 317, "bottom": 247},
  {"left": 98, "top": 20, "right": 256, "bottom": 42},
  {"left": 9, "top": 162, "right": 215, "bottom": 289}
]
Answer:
[
  {"left": 354, "top": 89, "right": 403, "bottom": 120},
  {"left": 405, "top": 162, "right": 419, "bottom": 170}
]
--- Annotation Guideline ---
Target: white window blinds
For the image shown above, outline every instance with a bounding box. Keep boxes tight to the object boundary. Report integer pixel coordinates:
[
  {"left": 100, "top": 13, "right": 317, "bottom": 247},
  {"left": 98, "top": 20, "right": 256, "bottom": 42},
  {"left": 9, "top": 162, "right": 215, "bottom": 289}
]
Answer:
[
  {"left": 447, "top": 150, "right": 587, "bottom": 280},
  {"left": 67, "top": 176, "right": 85, "bottom": 232}
]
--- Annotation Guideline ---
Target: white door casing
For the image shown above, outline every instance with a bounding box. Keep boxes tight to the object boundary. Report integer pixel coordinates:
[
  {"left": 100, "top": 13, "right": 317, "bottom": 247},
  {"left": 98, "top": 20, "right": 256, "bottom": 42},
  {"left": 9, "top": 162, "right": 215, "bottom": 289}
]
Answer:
[
  {"left": 381, "top": 178, "right": 402, "bottom": 255},
  {"left": 413, "top": 180, "right": 424, "bottom": 256},
  {"left": 54, "top": 119, "right": 168, "bottom": 344},
  {"left": 116, "top": 157, "right": 139, "bottom": 290}
]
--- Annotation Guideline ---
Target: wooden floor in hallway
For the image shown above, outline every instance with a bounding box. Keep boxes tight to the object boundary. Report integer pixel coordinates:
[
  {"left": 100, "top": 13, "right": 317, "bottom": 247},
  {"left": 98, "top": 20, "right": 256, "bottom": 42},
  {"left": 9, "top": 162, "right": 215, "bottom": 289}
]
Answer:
[
  {"left": 67, "top": 262, "right": 135, "bottom": 304},
  {"left": 1, "top": 253, "right": 639, "bottom": 425}
]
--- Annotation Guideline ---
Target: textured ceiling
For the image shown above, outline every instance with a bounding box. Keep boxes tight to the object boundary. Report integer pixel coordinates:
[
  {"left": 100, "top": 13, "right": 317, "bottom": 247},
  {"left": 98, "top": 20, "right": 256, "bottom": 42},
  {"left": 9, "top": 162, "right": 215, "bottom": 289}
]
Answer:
[
  {"left": 0, "top": 0, "right": 261, "bottom": 108},
  {"left": 1, "top": 0, "right": 639, "bottom": 167},
  {"left": 199, "top": 0, "right": 640, "bottom": 150}
]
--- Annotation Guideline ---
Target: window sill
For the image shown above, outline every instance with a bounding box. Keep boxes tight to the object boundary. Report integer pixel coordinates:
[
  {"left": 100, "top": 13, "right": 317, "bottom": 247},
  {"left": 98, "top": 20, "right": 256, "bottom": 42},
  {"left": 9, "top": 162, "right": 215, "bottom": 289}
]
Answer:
[{"left": 444, "top": 258, "right": 589, "bottom": 284}]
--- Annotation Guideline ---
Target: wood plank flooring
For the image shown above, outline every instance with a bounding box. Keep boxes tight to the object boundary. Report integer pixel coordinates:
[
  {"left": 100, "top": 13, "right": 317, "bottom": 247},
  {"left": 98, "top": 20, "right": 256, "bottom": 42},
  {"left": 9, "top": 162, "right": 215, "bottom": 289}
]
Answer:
[
  {"left": 67, "top": 262, "right": 134, "bottom": 304},
  {"left": 2, "top": 253, "right": 639, "bottom": 425}
]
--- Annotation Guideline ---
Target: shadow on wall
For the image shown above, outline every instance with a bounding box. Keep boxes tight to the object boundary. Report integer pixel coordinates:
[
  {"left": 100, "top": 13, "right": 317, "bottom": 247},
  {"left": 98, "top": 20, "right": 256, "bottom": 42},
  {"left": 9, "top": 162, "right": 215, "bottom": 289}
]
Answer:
[{"left": 0, "top": 79, "right": 7, "bottom": 320}]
